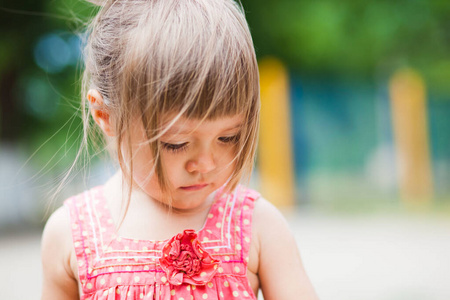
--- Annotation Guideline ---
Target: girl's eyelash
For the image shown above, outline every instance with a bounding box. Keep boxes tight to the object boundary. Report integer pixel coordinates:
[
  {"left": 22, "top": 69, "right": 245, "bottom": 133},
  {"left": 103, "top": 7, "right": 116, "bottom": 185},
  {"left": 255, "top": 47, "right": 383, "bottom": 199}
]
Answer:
[
  {"left": 161, "top": 142, "right": 188, "bottom": 153},
  {"left": 161, "top": 135, "right": 239, "bottom": 153},
  {"left": 219, "top": 135, "right": 239, "bottom": 143}
]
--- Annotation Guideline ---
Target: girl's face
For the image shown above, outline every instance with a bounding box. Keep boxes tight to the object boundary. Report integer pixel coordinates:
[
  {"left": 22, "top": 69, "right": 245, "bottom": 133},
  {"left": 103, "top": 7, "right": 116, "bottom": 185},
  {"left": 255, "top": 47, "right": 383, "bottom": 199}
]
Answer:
[{"left": 126, "top": 114, "right": 243, "bottom": 211}]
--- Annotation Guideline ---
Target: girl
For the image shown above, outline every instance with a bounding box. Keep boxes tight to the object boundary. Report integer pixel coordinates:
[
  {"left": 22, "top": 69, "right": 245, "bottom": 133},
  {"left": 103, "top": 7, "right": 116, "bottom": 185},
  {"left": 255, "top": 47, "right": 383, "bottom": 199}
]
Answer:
[{"left": 41, "top": 0, "right": 319, "bottom": 299}]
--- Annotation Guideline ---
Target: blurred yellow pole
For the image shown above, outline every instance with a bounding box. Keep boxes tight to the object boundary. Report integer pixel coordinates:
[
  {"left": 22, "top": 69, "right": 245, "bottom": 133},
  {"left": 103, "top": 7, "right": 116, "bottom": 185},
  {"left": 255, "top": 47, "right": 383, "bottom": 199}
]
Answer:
[
  {"left": 258, "top": 57, "right": 295, "bottom": 207},
  {"left": 389, "top": 68, "right": 433, "bottom": 203}
]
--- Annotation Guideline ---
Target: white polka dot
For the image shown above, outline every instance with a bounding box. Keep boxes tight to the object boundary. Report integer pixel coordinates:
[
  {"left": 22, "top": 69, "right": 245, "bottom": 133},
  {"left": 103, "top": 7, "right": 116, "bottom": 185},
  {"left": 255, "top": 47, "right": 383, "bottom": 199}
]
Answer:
[
  {"left": 245, "top": 237, "right": 250, "bottom": 243},
  {"left": 74, "top": 241, "right": 80, "bottom": 247},
  {"left": 144, "top": 265, "right": 150, "bottom": 271},
  {"left": 171, "top": 290, "right": 176, "bottom": 296},
  {"left": 140, "top": 293, "right": 144, "bottom": 299},
  {"left": 243, "top": 205, "right": 249, "bottom": 210},
  {"left": 134, "top": 276, "right": 140, "bottom": 282},
  {"left": 207, "top": 282, "right": 213, "bottom": 288},
  {"left": 243, "top": 219, "right": 249, "bottom": 225},
  {"left": 214, "top": 248, "right": 220, "bottom": 252},
  {"left": 235, "top": 226, "right": 241, "bottom": 231},
  {"left": 86, "top": 283, "right": 92, "bottom": 289},
  {"left": 108, "top": 267, "right": 114, "bottom": 272},
  {"left": 243, "top": 291, "right": 250, "bottom": 297},
  {"left": 218, "top": 207, "right": 224, "bottom": 212},
  {"left": 202, "top": 293, "right": 208, "bottom": 299},
  {"left": 186, "top": 285, "right": 191, "bottom": 291},
  {"left": 191, "top": 285, "right": 196, "bottom": 290},
  {"left": 224, "top": 281, "right": 229, "bottom": 287},
  {"left": 224, "top": 256, "right": 230, "bottom": 261},
  {"left": 218, "top": 267, "right": 223, "bottom": 273},
  {"left": 93, "top": 270, "right": 97, "bottom": 276},
  {"left": 203, "top": 237, "right": 209, "bottom": 242},
  {"left": 206, "top": 229, "right": 212, "bottom": 234},
  {"left": 116, "top": 277, "right": 122, "bottom": 284},
  {"left": 126, "top": 266, "right": 132, "bottom": 271},
  {"left": 225, "top": 233, "right": 231, "bottom": 239},
  {"left": 161, "top": 276, "right": 167, "bottom": 283},
  {"left": 103, "top": 290, "right": 108, "bottom": 296},
  {"left": 100, "top": 278, "right": 105, "bottom": 285},
  {"left": 208, "top": 213, "right": 214, "bottom": 218},
  {"left": 143, "top": 246, "right": 148, "bottom": 251},
  {"left": 233, "top": 291, "right": 239, "bottom": 297},
  {"left": 216, "top": 222, "right": 222, "bottom": 228},
  {"left": 235, "top": 266, "right": 241, "bottom": 273},
  {"left": 220, "top": 291, "right": 224, "bottom": 297},
  {"left": 236, "top": 244, "right": 242, "bottom": 250},
  {"left": 200, "top": 272, "right": 207, "bottom": 277},
  {"left": 82, "top": 231, "right": 88, "bottom": 236},
  {"left": 179, "top": 298, "right": 185, "bottom": 300},
  {"left": 116, "top": 288, "right": 121, "bottom": 294}
]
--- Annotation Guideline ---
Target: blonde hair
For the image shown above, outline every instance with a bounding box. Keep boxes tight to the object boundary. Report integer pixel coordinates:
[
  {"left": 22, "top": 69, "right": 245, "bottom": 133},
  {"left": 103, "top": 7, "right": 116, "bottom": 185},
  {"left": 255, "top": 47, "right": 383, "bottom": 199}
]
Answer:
[{"left": 82, "top": 0, "right": 260, "bottom": 203}]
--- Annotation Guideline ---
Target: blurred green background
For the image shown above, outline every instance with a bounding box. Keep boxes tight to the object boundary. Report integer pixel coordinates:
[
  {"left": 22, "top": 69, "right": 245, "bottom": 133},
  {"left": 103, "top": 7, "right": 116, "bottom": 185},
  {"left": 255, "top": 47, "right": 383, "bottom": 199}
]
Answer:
[{"left": 1, "top": 0, "right": 450, "bottom": 299}]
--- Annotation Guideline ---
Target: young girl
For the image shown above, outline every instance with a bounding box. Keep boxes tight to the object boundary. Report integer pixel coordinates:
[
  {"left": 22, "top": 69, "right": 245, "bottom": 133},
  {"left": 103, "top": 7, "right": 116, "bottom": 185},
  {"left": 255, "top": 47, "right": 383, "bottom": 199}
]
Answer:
[{"left": 41, "top": 0, "right": 318, "bottom": 299}]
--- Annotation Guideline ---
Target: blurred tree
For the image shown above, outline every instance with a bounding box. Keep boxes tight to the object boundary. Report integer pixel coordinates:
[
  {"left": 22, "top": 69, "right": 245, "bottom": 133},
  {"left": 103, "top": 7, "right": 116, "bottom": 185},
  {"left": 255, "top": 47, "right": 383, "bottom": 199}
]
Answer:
[
  {"left": 243, "top": 0, "right": 450, "bottom": 92},
  {"left": 0, "top": 1, "right": 46, "bottom": 141},
  {"left": 0, "top": 0, "right": 93, "bottom": 167}
]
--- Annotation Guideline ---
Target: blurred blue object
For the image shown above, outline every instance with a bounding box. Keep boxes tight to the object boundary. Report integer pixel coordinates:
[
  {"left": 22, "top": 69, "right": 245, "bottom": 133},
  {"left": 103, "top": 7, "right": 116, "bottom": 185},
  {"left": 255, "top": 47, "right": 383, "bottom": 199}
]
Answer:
[{"left": 33, "top": 32, "right": 79, "bottom": 73}]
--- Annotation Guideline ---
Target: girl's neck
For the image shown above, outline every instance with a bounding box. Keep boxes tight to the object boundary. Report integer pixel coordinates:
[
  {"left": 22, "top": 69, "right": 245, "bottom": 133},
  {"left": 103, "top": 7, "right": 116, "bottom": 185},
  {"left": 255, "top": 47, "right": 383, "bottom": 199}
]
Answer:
[{"left": 103, "top": 171, "right": 216, "bottom": 240}]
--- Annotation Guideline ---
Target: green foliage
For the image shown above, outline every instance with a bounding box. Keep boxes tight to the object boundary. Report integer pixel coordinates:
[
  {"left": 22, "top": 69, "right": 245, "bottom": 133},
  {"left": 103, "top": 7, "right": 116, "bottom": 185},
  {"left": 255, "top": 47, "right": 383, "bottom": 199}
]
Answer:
[{"left": 243, "top": 0, "right": 450, "bottom": 88}]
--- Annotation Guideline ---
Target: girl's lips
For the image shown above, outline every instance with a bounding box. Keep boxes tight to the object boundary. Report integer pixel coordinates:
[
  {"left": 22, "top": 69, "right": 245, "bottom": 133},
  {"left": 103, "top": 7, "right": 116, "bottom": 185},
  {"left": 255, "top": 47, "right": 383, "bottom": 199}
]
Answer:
[{"left": 179, "top": 184, "right": 209, "bottom": 191}]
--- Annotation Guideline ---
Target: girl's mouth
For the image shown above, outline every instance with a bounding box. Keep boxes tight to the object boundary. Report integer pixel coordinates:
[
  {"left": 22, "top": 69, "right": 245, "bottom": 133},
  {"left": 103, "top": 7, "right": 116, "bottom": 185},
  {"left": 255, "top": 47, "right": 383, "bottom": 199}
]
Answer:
[{"left": 179, "top": 184, "right": 209, "bottom": 191}]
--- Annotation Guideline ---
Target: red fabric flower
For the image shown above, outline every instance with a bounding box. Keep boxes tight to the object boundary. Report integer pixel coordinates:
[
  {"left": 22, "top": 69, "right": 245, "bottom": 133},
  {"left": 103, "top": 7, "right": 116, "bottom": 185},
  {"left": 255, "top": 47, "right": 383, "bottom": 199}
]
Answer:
[{"left": 159, "top": 229, "right": 220, "bottom": 285}]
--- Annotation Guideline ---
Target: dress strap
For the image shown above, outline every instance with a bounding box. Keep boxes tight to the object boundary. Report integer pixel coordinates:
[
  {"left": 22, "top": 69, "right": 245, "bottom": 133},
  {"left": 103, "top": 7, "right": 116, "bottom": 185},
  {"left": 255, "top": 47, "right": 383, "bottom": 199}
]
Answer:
[
  {"left": 197, "top": 185, "right": 260, "bottom": 277},
  {"left": 64, "top": 186, "right": 115, "bottom": 289}
]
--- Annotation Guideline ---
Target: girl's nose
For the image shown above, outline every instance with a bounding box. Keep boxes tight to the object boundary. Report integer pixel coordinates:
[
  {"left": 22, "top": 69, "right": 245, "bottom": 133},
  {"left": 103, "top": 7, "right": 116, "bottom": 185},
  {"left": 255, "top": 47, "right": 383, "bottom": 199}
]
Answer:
[{"left": 186, "top": 150, "right": 216, "bottom": 174}]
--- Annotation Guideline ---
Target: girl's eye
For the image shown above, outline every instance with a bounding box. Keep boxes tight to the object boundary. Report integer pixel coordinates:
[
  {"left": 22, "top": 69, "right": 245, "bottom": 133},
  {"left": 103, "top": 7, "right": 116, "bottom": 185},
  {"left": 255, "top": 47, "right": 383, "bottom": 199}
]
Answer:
[
  {"left": 161, "top": 142, "right": 188, "bottom": 153},
  {"left": 219, "top": 135, "right": 239, "bottom": 144}
]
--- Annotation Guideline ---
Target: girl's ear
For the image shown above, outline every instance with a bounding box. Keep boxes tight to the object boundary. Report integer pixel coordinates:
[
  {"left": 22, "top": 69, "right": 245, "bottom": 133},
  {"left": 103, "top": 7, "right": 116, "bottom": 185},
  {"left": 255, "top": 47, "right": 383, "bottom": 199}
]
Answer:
[{"left": 87, "top": 89, "right": 115, "bottom": 137}]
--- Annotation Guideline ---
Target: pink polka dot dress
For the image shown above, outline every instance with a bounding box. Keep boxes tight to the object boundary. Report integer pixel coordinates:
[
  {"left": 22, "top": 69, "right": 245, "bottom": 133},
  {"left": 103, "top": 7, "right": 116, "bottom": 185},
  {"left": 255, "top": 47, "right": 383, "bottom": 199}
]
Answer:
[{"left": 64, "top": 185, "right": 259, "bottom": 299}]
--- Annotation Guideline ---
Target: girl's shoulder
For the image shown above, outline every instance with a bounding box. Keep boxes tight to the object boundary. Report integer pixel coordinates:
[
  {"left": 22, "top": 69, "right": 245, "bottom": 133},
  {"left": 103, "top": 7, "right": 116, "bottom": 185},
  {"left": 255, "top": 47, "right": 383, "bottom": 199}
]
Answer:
[
  {"left": 41, "top": 205, "right": 79, "bottom": 298},
  {"left": 252, "top": 196, "right": 291, "bottom": 233},
  {"left": 250, "top": 196, "right": 320, "bottom": 300},
  {"left": 41, "top": 205, "right": 75, "bottom": 266},
  {"left": 250, "top": 195, "right": 294, "bottom": 257}
]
